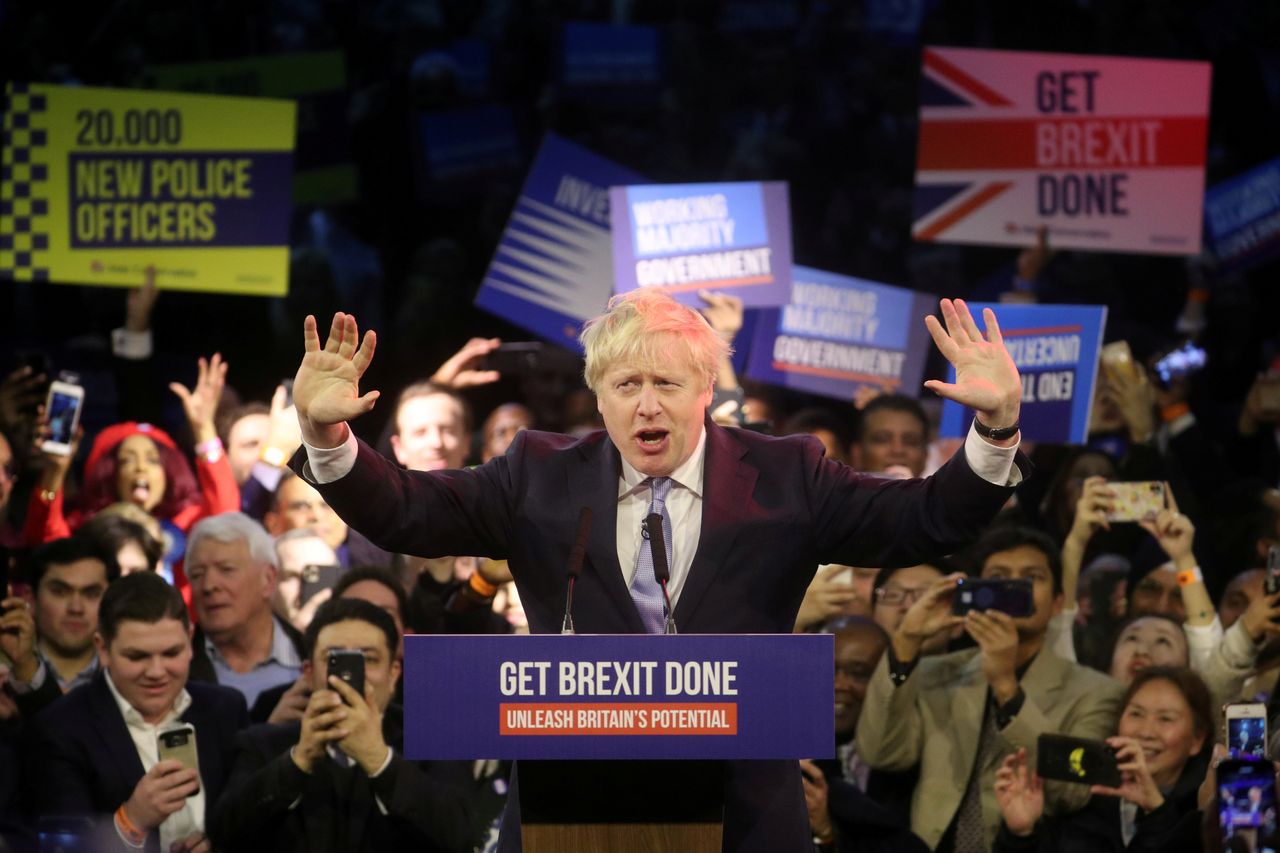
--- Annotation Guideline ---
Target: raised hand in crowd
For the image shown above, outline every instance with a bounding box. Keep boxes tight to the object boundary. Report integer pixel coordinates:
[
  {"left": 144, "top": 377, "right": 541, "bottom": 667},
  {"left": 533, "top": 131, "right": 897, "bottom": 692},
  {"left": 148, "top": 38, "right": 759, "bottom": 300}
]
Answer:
[
  {"left": 294, "top": 313, "right": 379, "bottom": 448},
  {"left": 1140, "top": 484, "right": 1213, "bottom": 626},
  {"left": 266, "top": 674, "right": 313, "bottom": 725},
  {"left": 698, "top": 289, "right": 744, "bottom": 345},
  {"left": 794, "top": 564, "right": 860, "bottom": 632},
  {"left": 329, "top": 675, "right": 392, "bottom": 774},
  {"left": 994, "top": 748, "right": 1044, "bottom": 837},
  {"left": 264, "top": 382, "right": 303, "bottom": 461},
  {"left": 891, "top": 572, "right": 965, "bottom": 663},
  {"left": 1237, "top": 587, "right": 1280, "bottom": 647},
  {"left": 292, "top": 680, "right": 353, "bottom": 774},
  {"left": 798, "top": 759, "right": 834, "bottom": 844},
  {"left": 1061, "top": 475, "right": 1114, "bottom": 610},
  {"left": 966, "top": 609, "right": 1021, "bottom": 705},
  {"left": 31, "top": 408, "right": 82, "bottom": 499},
  {"left": 923, "top": 299, "right": 1021, "bottom": 438},
  {"left": 122, "top": 759, "right": 201, "bottom": 835},
  {"left": 1097, "top": 353, "right": 1157, "bottom": 443},
  {"left": 125, "top": 265, "right": 160, "bottom": 334},
  {"left": 0, "top": 593, "right": 38, "bottom": 683},
  {"left": 169, "top": 353, "right": 228, "bottom": 446},
  {"left": 430, "top": 336, "right": 502, "bottom": 390},
  {"left": 1091, "top": 736, "right": 1167, "bottom": 812},
  {"left": 0, "top": 364, "right": 46, "bottom": 436}
]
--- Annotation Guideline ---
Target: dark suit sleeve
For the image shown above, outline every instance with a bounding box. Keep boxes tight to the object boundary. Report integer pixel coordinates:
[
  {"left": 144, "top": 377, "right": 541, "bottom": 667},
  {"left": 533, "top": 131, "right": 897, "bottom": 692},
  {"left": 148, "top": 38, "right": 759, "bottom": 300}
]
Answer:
[
  {"left": 209, "top": 732, "right": 309, "bottom": 848},
  {"left": 809, "top": 439, "right": 1023, "bottom": 569},
  {"left": 292, "top": 435, "right": 518, "bottom": 561},
  {"left": 367, "top": 756, "right": 473, "bottom": 852},
  {"left": 10, "top": 671, "right": 62, "bottom": 718}
]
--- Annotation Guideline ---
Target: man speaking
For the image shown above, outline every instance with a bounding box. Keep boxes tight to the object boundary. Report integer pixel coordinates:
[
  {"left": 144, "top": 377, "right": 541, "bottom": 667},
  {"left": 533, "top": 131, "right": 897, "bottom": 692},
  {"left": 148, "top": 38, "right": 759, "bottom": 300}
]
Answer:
[{"left": 288, "top": 290, "right": 1025, "bottom": 851}]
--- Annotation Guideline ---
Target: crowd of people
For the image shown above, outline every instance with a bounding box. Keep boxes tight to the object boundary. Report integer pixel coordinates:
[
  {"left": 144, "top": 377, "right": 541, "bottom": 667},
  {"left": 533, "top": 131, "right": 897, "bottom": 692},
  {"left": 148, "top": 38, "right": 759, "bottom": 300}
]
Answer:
[{"left": 0, "top": 270, "right": 1276, "bottom": 853}]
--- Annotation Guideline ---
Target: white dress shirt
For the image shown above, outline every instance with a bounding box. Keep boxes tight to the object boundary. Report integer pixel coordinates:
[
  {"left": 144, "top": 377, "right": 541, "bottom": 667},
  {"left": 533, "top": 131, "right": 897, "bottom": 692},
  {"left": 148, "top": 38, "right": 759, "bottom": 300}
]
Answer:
[
  {"left": 103, "top": 671, "right": 203, "bottom": 850},
  {"left": 303, "top": 421, "right": 1020, "bottom": 612}
]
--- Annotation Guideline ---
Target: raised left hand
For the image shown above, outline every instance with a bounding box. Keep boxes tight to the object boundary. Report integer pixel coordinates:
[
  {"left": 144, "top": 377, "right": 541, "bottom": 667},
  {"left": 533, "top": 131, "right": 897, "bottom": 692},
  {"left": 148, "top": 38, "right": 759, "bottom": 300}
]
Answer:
[
  {"left": 329, "top": 675, "right": 390, "bottom": 775},
  {"left": 1092, "top": 736, "right": 1164, "bottom": 812},
  {"left": 923, "top": 299, "right": 1021, "bottom": 430},
  {"left": 169, "top": 353, "right": 227, "bottom": 445},
  {"left": 966, "top": 609, "right": 1020, "bottom": 704}
]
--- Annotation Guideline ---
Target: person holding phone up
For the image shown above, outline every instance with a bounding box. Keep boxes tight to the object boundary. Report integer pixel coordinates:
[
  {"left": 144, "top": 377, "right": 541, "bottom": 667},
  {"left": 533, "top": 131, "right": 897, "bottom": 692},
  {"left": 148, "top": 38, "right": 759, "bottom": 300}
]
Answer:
[
  {"left": 857, "top": 525, "right": 1126, "bottom": 852},
  {"left": 211, "top": 597, "right": 472, "bottom": 853},
  {"left": 992, "top": 666, "right": 1214, "bottom": 853}
]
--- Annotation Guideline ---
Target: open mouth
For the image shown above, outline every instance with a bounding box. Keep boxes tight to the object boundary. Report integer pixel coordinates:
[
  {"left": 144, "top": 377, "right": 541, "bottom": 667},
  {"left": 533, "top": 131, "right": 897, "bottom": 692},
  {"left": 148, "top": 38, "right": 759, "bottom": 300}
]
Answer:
[
  {"left": 130, "top": 477, "right": 152, "bottom": 504},
  {"left": 635, "top": 429, "right": 669, "bottom": 451}
]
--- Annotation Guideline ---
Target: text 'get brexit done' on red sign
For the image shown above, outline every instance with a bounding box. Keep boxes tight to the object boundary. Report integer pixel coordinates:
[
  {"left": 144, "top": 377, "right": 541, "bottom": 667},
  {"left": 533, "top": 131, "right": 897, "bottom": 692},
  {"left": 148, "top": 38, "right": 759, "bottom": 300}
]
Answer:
[{"left": 911, "top": 46, "right": 1211, "bottom": 256}]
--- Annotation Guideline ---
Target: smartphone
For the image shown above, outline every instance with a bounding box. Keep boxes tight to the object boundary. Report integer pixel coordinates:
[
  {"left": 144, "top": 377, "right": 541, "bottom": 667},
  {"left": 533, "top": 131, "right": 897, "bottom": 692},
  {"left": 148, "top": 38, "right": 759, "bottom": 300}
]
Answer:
[
  {"left": 1266, "top": 546, "right": 1280, "bottom": 597},
  {"left": 327, "top": 648, "right": 365, "bottom": 703},
  {"left": 1037, "top": 734, "right": 1121, "bottom": 787},
  {"left": 952, "top": 577, "right": 1034, "bottom": 618},
  {"left": 300, "top": 563, "right": 345, "bottom": 606},
  {"left": 157, "top": 724, "right": 201, "bottom": 796},
  {"left": 1105, "top": 481, "right": 1165, "bottom": 523},
  {"left": 42, "top": 380, "right": 85, "bottom": 456},
  {"left": 1152, "top": 341, "right": 1207, "bottom": 389},
  {"left": 1100, "top": 340, "right": 1137, "bottom": 382},
  {"left": 1217, "top": 758, "right": 1278, "bottom": 849},
  {"left": 485, "top": 342, "right": 547, "bottom": 375},
  {"left": 1227, "top": 702, "right": 1269, "bottom": 761}
]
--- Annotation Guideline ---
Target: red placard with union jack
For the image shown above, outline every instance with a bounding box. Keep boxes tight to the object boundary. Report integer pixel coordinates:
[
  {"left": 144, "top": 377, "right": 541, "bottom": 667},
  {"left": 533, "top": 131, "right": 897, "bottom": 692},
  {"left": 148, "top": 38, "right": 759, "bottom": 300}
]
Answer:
[{"left": 912, "top": 47, "right": 1211, "bottom": 256}]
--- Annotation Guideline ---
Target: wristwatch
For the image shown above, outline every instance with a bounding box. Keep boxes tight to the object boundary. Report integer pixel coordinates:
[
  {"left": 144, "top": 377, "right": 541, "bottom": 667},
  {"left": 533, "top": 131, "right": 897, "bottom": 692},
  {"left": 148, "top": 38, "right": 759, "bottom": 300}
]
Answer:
[{"left": 973, "top": 418, "right": 1020, "bottom": 441}]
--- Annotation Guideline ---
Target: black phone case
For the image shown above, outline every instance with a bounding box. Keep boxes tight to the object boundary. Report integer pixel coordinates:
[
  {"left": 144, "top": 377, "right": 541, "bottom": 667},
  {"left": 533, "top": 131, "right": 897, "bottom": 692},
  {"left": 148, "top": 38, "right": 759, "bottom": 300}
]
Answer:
[
  {"left": 1037, "top": 734, "right": 1121, "bottom": 787},
  {"left": 328, "top": 650, "right": 365, "bottom": 701},
  {"left": 952, "top": 578, "right": 1034, "bottom": 617}
]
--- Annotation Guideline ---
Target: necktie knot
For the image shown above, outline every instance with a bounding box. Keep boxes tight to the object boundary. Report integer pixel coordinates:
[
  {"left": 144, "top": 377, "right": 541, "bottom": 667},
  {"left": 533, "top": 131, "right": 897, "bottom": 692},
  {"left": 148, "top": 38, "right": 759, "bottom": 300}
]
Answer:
[{"left": 647, "top": 476, "right": 674, "bottom": 506}]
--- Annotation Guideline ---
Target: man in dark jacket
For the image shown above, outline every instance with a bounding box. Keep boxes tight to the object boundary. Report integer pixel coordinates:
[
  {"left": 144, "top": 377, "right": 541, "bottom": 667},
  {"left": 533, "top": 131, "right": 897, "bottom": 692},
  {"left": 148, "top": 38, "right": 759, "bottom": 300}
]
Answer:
[{"left": 210, "top": 597, "right": 472, "bottom": 852}]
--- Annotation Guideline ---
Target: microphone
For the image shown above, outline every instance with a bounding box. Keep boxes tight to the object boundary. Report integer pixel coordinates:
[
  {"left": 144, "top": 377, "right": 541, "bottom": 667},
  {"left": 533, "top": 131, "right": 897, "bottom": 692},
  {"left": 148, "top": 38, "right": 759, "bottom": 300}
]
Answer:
[
  {"left": 561, "top": 507, "right": 593, "bottom": 635},
  {"left": 645, "top": 512, "right": 677, "bottom": 634}
]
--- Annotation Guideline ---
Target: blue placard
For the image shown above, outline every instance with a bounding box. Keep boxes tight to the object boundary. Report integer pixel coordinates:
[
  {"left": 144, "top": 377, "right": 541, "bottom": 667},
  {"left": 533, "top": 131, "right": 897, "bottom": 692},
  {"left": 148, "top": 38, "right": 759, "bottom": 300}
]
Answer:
[
  {"left": 938, "top": 303, "right": 1107, "bottom": 445},
  {"left": 403, "top": 634, "right": 833, "bottom": 760},
  {"left": 474, "top": 134, "right": 647, "bottom": 347},
  {"left": 609, "top": 181, "right": 794, "bottom": 308},
  {"left": 415, "top": 104, "right": 521, "bottom": 190},
  {"left": 1204, "top": 156, "right": 1280, "bottom": 274},
  {"left": 560, "top": 22, "right": 661, "bottom": 100},
  {"left": 744, "top": 266, "right": 934, "bottom": 401}
]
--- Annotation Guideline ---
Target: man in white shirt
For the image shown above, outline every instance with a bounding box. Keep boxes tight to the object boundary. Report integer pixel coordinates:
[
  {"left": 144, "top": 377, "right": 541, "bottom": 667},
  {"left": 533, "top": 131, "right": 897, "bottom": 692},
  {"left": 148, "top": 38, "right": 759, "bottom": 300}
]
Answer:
[
  {"left": 285, "top": 290, "right": 1028, "bottom": 852},
  {"left": 27, "top": 571, "right": 247, "bottom": 852}
]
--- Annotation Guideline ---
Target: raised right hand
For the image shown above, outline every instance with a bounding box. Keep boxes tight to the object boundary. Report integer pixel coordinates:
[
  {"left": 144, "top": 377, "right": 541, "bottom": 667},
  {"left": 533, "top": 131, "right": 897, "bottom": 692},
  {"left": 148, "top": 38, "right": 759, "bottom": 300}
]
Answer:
[
  {"left": 994, "top": 748, "right": 1043, "bottom": 837},
  {"left": 292, "top": 687, "right": 349, "bottom": 774},
  {"left": 1066, "top": 475, "right": 1113, "bottom": 545},
  {"left": 893, "top": 573, "right": 964, "bottom": 662},
  {"left": 294, "top": 313, "right": 380, "bottom": 447},
  {"left": 124, "top": 759, "right": 199, "bottom": 831}
]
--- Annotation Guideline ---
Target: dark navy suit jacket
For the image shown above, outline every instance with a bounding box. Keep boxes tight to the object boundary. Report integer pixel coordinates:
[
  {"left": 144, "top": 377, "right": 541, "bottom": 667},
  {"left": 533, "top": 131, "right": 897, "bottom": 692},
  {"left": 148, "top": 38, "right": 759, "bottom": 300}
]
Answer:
[
  {"left": 300, "top": 418, "right": 1023, "bottom": 852},
  {"left": 26, "top": 670, "right": 247, "bottom": 852}
]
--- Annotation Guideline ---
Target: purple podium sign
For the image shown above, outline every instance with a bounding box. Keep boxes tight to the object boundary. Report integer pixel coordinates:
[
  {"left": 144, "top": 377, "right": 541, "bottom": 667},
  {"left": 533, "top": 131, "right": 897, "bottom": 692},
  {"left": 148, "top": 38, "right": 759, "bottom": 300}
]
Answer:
[{"left": 402, "top": 633, "right": 833, "bottom": 760}]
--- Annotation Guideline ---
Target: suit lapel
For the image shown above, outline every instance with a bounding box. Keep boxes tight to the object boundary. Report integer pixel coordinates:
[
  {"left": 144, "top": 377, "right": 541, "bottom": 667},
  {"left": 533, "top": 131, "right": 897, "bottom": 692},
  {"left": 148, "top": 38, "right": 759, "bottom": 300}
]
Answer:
[
  {"left": 569, "top": 438, "right": 646, "bottom": 632},
  {"left": 1019, "top": 648, "right": 1068, "bottom": 708},
  {"left": 86, "top": 674, "right": 147, "bottom": 800},
  {"left": 951, "top": 653, "right": 991, "bottom": 774},
  {"left": 674, "top": 421, "right": 755, "bottom": 628}
]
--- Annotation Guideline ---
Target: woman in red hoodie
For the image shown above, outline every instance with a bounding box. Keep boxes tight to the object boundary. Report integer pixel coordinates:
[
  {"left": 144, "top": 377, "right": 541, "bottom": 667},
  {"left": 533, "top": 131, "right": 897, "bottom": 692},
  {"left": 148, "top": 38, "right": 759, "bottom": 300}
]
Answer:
[{"left": 25, "top": 354, "right": 240, "bottom": 600}]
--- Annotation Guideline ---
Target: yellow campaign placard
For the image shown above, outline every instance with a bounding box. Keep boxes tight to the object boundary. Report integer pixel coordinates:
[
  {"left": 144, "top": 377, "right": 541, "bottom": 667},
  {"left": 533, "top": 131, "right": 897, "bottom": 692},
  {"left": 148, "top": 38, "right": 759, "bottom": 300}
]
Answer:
[{"left": 0, "top": 82, "right": 296, "bottom": 295}]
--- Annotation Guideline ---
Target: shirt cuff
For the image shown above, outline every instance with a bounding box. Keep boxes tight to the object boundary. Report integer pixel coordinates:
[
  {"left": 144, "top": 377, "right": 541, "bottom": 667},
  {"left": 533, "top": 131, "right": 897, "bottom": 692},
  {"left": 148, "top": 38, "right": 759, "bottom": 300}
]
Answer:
[
  {"left": 111, "top": 328, "right": 153, "bottom": 360},
  {"left": 964, "top": 422, "right": 1021, "bottom": 486},
  {"left": 302, "top": 428, "right": 358, "bottom": 484},
  {"left": 9, "top": 659, "right": 46, "bottom": 694},
  {"left": 368, "top": 747, "right": 394, "bottom": 779}
]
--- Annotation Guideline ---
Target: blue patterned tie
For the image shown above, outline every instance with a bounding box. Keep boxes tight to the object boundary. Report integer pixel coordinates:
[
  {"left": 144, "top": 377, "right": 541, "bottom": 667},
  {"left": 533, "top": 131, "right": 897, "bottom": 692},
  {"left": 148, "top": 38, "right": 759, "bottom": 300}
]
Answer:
[{"left": 630, "top": 477, "right": 673, "bottom": 634}]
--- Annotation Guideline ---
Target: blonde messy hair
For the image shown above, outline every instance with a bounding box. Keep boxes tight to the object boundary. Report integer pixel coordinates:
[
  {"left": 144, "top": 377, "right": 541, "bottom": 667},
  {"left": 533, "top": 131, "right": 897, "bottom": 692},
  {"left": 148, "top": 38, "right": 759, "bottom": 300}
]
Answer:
[{"left": 580, "top": 288, "right": 730, "bottom": 394}]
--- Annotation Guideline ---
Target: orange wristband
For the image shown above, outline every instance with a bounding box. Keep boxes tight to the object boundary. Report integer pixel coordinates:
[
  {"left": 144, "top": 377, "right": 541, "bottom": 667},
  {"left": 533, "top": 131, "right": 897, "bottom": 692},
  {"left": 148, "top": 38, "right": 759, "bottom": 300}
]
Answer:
[
  {"left": 1161, "top": 402, "right": 1191, "bottom": 423},
  {"left": 1177, "top": 567, "right": 1204, "bottom": 587},
  {"left": 115, "top": 805, "right": 147, "bottom": 846},
  {"left": 468, "top": 571, "right": 498, "bottom": 598}
]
